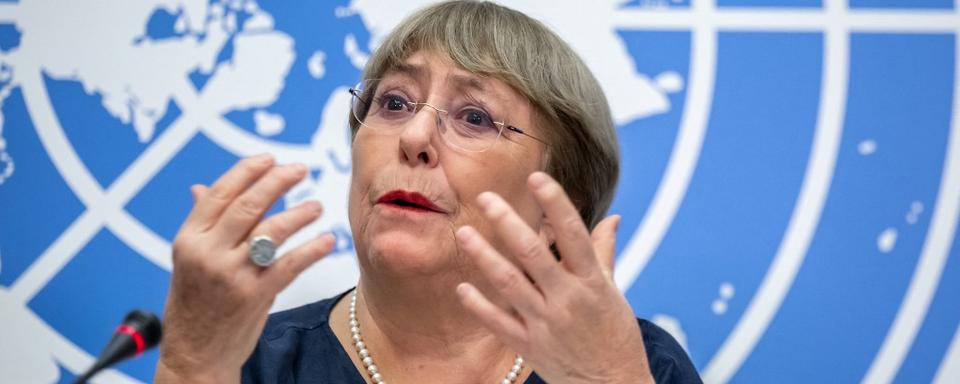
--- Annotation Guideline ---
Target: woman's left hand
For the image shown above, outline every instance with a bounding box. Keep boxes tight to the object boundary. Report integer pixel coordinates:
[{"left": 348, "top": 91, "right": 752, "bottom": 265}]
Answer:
[{"left": 455, "top": 172, "right": 655, "bottom": 384}]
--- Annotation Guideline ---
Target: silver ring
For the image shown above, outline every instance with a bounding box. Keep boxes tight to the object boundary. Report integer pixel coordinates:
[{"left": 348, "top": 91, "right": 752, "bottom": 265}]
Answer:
[{"left": 249, "top": 235, "right": 277, "bottom": 267}]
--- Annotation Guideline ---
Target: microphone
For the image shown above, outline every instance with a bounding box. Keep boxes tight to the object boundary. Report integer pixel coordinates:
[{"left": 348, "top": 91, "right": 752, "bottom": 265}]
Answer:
[{"left": 73, "top": 310, "right": 162, "bottom": 384}]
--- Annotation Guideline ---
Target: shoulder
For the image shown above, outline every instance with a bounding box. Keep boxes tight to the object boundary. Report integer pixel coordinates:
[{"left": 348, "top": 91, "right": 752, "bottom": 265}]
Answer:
[{"left": 637, "top": 318, "right": 703, "bottom": 384}]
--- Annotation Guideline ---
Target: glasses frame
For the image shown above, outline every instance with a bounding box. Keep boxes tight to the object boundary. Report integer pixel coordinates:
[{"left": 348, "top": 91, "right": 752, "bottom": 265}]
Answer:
[{"left": 348, "top": 81, "right": 547, "bottom": 153}]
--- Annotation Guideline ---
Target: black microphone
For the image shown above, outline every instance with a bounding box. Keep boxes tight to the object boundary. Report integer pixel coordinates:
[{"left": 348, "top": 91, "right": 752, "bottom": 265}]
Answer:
[{"left": 73, "top": 310, "right": 162, "bottom": 384}]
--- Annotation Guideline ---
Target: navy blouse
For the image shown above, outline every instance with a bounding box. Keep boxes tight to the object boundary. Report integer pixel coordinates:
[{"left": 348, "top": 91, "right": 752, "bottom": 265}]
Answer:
[{"left": 242, "top": 290, "right": 702, "bottom": 383}]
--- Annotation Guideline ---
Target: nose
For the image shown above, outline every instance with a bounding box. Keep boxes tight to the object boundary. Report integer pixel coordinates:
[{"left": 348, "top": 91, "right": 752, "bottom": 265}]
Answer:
[{"left": 398, "top": 104, "right": 441, "bottom": 167}]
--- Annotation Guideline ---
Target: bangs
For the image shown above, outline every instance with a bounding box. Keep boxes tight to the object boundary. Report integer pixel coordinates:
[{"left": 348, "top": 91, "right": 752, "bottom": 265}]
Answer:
[
  {"left": 351, "top": 0, "right": 619, "bottom": 229},
  {"left": 366, "top": 1, "right": 547, "bottom": 112}
]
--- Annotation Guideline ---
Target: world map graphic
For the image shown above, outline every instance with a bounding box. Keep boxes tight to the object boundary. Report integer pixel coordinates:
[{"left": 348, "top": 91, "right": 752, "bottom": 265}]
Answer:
[{"left": 0, "top": 0, "right": 958, "bottom": 383}]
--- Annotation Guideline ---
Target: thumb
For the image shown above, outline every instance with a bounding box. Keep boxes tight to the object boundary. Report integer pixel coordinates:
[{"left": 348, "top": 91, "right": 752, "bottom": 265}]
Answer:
[{"left": 591, "top": 214, "right": 620, "bottom": 280}]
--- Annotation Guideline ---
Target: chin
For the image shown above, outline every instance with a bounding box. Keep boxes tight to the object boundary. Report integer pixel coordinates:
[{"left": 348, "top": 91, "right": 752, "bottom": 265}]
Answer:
[{"left": 362, "top": 229, "right": 457, "bottom": 277}]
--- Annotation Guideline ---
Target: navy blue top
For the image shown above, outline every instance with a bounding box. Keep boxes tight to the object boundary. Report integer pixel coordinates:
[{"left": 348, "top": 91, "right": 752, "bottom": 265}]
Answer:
[{"left": 242, "top": 290, "right": 702, "bottom": 383}]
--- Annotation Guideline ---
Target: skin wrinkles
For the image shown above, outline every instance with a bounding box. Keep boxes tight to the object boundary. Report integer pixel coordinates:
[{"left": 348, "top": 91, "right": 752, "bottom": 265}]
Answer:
[
  {"left": 337, "top": 50, "right": 558, "bottom": 383},
  {"left": 381, "top": 62, "right": 523, "bottom": 137},
  {"left": 390, "top": 61, "right": 497, "bottom": 99},
  {"left": 153, "top": 4, "right": 661, "bottom": 381},
  {"left": 349, "top": 51, "right": 546, "bottom": 279}
]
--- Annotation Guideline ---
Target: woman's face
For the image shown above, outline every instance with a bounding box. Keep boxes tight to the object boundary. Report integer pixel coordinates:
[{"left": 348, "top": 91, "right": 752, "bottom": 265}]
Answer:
[{"left": 348, "top": 50, "right": 547, "bottom": 278}]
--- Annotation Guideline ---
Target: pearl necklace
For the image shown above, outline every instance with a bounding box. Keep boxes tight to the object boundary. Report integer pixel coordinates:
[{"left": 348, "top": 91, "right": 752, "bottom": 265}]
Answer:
[{"left": 349, "top": 290, "right": 524, "bottom": 384}]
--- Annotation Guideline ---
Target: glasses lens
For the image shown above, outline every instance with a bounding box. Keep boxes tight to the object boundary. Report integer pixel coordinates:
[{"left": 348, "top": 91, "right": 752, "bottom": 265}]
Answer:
[
  {"left": 350, "top": 80, "right": 377, "bottom": 129},
  {"left": 351, "top": 79, "right": 422, "bottom": 132},
  {"left": 442, "top": 110, "right": 503, "bottom": 152},
  {"left": 349, "top": 78, "right": 505, "bottom": 153}
]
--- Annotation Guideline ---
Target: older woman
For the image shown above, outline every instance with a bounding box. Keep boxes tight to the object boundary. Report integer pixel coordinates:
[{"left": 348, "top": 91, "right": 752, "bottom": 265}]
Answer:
[{"left": 154, "top": 1, "right": 699, "bottom": 383}]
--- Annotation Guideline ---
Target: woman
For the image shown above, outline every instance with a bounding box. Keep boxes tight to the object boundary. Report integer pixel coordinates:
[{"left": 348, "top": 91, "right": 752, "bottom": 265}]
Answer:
[{"left": 154, "top": 1, "right": 700, "bottom": 383}]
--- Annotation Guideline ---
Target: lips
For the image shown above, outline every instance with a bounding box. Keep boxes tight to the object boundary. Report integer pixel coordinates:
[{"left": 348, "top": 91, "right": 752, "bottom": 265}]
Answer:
[{"left": 376, "top": 190, "right": 446, "bottom": 213}]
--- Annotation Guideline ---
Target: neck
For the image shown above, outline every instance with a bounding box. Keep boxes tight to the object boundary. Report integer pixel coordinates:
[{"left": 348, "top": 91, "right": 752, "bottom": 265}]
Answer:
[
  {"left": 331, "top": 270, "right": 528, "bottom": 383},
  {"left": 362, "top": 271, "right": 491, "bottom": 350}
]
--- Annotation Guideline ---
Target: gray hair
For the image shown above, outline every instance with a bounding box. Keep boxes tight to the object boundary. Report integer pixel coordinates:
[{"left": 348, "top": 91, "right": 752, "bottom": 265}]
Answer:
[{"left": 351, "top": 0, "right": 620, "bottom": 229}]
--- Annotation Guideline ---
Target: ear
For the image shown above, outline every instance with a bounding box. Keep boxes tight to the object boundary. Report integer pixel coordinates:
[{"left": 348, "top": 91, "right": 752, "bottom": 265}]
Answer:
[{"left": 190, "top": 184, "right": 207, "bottom": 203}]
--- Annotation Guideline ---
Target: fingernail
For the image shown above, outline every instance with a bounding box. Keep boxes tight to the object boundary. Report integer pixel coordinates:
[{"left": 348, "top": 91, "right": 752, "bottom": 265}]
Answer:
[
  {"left": 528, "top": 172, "right": 551, "bottom": 189},
  {"left": 456, "top": 282, "right": 472, "bottom": 296},
  {"left": 476, "top": 192, "right": 496, "bottom": 210},
  {"left": 456, "top": 226, "right": 475, "bottom": 242},
  {"left": 302, "top": 200, "right": 323, "bottom": 214},
  {"left": 289, "top": 163, "right": 307, "bottom": 174},
  {"left": 253, "top": 153, "right": 274, "bottom": 163},
  {"left": 320, "top": 232, "right": 337, "bottom": 247}
]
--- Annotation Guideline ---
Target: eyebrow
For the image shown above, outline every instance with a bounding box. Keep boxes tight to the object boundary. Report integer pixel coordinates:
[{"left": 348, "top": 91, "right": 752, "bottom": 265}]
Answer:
[
  {"left": 390, "top": 62, "right": 427, "bottom": 81},
  {"left": 390, "top": 62, "right": 487, "bottom": 90},
  {"left": 388, "top": 61, "right": 508, "bottom": 105},
  {"left": 448, "top": 73, "right": 487, "bottom": 93},
  {"left": 452, "top": 73, "right": 521, "bottom": 112}
]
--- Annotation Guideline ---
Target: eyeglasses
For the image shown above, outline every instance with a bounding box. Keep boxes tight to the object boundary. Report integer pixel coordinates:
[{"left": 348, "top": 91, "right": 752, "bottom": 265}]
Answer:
[{"left": 349, "top": 79, "right": 546, "bottom": 153}]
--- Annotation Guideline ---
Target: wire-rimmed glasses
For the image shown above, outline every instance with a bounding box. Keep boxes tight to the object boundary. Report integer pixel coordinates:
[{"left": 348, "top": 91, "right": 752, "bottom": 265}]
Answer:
[{"left": 349, "top": 79, "right": 546, "bottom": 153}]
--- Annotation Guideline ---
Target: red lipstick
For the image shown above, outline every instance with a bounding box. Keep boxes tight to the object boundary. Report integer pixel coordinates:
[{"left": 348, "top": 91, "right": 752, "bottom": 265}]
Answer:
[{"left": 376, "top": 190, "right": 446, "bottom": 213}]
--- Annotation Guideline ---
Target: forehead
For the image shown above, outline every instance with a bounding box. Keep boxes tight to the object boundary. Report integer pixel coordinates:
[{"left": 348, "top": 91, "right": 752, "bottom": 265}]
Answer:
[{"left": 382, "top": 51, "right": 522, "bottom": 105}]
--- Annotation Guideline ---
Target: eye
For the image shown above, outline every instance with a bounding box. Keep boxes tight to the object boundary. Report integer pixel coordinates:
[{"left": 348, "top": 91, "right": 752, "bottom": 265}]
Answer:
[
  {"left": 465, "top": 110, "right": 487, "bottom": 125},
  {"left": 381, "top": 94, "right": 410, "bottom": 112},
  {"left": 451, "top": 107, "right": 501, "bottom": 139},
  {"left": 458, "top": 108, "right": 495, "bottom": 128}
]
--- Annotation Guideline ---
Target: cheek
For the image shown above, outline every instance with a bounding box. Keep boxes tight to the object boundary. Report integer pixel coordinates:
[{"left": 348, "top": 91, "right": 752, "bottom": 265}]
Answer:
[
  {"left": 350, "top": 130, "right": 393, "bottom": 186},
  {"left": 447, "top": 160, "right": 543, "bottom": 247},
  {"left": 348, "top": 132, "right": 386, "bottom": 237},
  {"left": 347, "top": 177, "right": 365, "bottom": 239}
]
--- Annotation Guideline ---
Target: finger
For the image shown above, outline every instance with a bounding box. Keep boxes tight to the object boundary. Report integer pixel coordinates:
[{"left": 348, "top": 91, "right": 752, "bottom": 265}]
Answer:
[
  {"left": 456, "top": 282, "right": 528, "bottom": 348},
  {"left": 590, "top": 215, "right": 620, "bottom": 280},
  {"left": 184, "top": 154, "right": 275, "bottom": 232},
  {"left": 456, "top": 226, "right": 546, "bottom": 318},
  {"left": 477, "top": 192, "right": 568, "bottom": 290},
  {"left": 248, "top": 200, "right": 324, "bottom": 251},
  {"left": 527, "top": 172, "right": 598, "bottom": 278},
  {"left": 260, "top": 233, "right": 336, "bottom": 293},
  {"left": 216, "top": 163, "right": 308, "bottom": 245}
]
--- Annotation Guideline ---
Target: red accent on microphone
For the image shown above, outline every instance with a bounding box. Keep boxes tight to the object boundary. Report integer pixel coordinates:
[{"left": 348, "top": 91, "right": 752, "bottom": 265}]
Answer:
[{"left": 116, "top": 324, "right": 145, "bottom": 355}]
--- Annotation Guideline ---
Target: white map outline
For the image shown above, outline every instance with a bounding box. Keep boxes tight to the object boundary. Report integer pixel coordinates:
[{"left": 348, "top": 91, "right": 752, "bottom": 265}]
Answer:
[
  {"left": 613, "top": 0, "right": 716, "bottom": 293},
  {"left": 0, "top": 1, "right": 956, "bottom": 383},
  {"left": 866, "top": 9, "right": 960, "bottom": 382},
  {"left": 702, "top": 0, "right": 847, "bottom": 380}
]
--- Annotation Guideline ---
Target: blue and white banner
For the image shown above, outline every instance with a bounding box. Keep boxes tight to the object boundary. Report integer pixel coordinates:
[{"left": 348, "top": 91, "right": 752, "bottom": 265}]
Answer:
[{"left": 0, "top": 0, "right": 957, "bottom": 382}]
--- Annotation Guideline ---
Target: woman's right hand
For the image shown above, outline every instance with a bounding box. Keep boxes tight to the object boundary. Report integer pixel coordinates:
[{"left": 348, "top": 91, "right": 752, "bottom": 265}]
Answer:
[{"left": 154, "top": 155, "right": 336, "bottom": 383}]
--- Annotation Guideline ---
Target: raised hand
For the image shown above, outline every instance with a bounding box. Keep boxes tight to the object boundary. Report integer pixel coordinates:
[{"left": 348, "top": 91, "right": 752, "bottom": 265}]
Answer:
[
  {"left": 455, "top": 172, "right": 655, "bottom": 384},
  {"left": 155, "top": 155, "right": 335, "bottom": 383}
]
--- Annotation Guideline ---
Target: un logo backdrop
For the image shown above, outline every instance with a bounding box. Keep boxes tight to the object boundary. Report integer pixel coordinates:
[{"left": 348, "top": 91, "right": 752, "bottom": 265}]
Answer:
[{"left": 0, "top": 0, "right": 957, "bottom": 382}]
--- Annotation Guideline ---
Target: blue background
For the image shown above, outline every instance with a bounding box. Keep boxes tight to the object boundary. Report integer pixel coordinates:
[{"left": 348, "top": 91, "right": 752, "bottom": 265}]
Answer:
[{"left": 1, "top": 1, "right": 957, "bottom": 383}]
